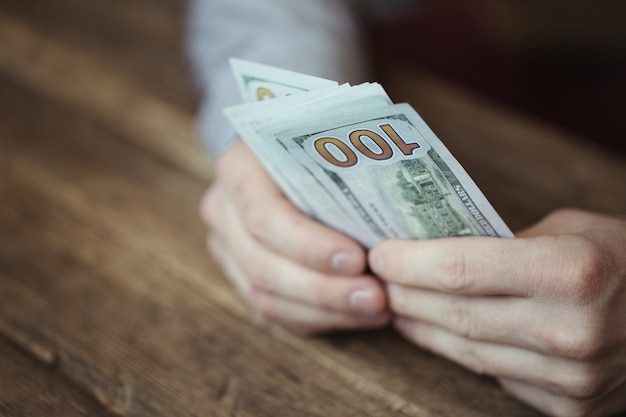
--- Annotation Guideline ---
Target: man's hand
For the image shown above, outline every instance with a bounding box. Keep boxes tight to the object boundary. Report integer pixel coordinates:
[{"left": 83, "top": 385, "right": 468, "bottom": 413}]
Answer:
[
  {"left": 370, "top": 209, "right": 626, "bottom": 417},
  {"left": 200, "top": 142, "right": 390, "bottom": 334}
]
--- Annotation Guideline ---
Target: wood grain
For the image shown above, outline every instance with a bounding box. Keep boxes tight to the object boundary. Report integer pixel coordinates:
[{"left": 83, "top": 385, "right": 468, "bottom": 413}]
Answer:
[
  {"left": 1, "top": 0, "right": 624, "bottom": 416},
  {"left": 0, "top": 335, "right": 118, "bottom": 417},
  {"left": 0, "top": 10, "right": 211, "bottom": 183}
]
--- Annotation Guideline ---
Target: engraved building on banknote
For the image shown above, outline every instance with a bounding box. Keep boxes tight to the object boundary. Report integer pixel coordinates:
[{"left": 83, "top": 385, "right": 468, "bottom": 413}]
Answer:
[{"left": 394, "top": 159, "right": 473, "bottom": 238}]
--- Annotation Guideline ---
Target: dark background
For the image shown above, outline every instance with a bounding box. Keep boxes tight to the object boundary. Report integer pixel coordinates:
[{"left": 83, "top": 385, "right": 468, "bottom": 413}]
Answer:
[{"left": 375, "top": 0, "right": 626, "bottom": 155}]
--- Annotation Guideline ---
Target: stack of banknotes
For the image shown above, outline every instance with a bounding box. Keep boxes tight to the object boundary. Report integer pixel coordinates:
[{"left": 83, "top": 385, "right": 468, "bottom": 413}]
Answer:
[{"left": 224, "top": 58, "right": 512, "bottom": 248}]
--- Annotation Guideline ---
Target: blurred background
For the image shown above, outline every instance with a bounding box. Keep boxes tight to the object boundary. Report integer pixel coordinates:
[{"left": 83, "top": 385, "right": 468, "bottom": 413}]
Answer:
[
  {"left": 1, "top": 0, "right": 624, "bottom": 155},
  {"left": 375, "top": 0, "right": 626, "bottom": 155},
  {"left": 0, "top": 0, "right": 198, "bottom": 116}
]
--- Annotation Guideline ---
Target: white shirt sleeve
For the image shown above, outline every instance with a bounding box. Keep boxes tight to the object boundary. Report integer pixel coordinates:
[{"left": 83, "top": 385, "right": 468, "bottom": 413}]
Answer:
[{"left": 186, "top": 0, "right": 419, "bottom": 156}]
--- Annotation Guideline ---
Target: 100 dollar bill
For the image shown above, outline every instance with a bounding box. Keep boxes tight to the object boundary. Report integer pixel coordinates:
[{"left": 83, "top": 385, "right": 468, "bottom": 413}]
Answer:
[
  {"left": 230, "top": 58, "right": 337, "bottom": 103},
  {"left": 226, "top": 58, "right": 512, "bottom": 247},
  {"left": 266, "top": 103, "right": 513, "bottom": 247}
]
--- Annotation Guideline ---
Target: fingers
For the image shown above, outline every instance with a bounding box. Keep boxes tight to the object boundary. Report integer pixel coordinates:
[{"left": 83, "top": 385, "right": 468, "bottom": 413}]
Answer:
[
  {"left": 207, "top": 224, "right": 390, "bottom": 333},
  {"left": 369, "top": 234, "right": 606, "bottom": 298},
  {"left": 200, "top": 142, "right": 391, "bottom": 333},
  {"left": 206, "top": 182, "right": 387, "bottom": 314},
  {"left": 387, "top": 282, "right": 624, "bottom": 362},
  {"left": 247, "top": 289, "right": 391, "bottom": 335},
  {"left": 499, "top": 378, "right": 626, "bottom": 417},
  {"left": 499, "top": 378, "right": 589, "bottom": 417},
  {"left": 217, "top": 142, "right": 367, "bottom": 275},
  {"left": 393, "top": 318, "right": 620, "bottom": 403},
  {"left": 369, "top": 237, "right": 533, "bottom": 296},
  {"left": 387, "top": 284, "right": 542, "bottom": 352}
]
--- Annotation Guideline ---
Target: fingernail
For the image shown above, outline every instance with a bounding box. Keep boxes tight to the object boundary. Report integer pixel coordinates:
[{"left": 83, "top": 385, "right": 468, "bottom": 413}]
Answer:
[
  {"left": 332, "top": 252, "right": 362, "bottom": 274},
  {"left": 349, "top": 288, "right": 378, "bottom": 313}
]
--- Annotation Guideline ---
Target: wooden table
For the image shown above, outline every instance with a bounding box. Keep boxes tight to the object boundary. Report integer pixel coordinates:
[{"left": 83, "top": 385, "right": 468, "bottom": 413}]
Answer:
[{"left": 1, "top": 1, "right": 625, "bottom": 416}]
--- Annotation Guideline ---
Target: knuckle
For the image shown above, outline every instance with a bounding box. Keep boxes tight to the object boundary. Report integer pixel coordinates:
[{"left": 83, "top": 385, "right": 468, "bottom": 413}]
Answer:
[
  {"left": 445, "top": 298, "right": 473, "bottom": 338},
  {"left": 240, "top": 198, "right": 269, "bottom": 241},
  {"left": 459, "top": 341, "right": 486, "bottom": 375},
  {"left": 388, "top": 285, "right": 408, "bottom": 312},
  {"left": 245, "top": 266, "right": 271, "bottom": 292},
  {"left": 550, "top": 362, "right": 614, "bottom": 402},
  {"left": 250, "top": 291, "right": 279, "bottom": 322},
  {"left": 545, "top": 322, "right": 606, "bottom": 361},
  {"left": 438, "top": 251, "right": 473, "bottom": 293},
  {"left": 565, "top": 236, "right": 607, "bottom": 302},
  {"left": 557, "top": 367, "right": 609, "bottom": 399},
  {"left": 240, "top": 251, "right": 274, "bottom": 292}
]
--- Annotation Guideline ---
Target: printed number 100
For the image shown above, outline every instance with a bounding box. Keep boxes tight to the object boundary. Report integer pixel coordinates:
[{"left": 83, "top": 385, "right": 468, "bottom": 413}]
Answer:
[{"left": 313, "top": 123, "right": 421, "bottom": 168}]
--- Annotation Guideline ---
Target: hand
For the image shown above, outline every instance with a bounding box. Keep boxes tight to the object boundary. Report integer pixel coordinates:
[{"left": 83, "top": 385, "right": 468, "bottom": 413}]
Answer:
[
  {"left": 200, "top": 142, "right": 390, "bottom": 334},
  {"left": 369, "top": 209, "right": 626, "bottom": 417}
]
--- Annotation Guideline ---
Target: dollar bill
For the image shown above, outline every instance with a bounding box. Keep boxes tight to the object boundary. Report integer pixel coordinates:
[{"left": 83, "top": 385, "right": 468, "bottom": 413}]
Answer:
[
  {"left": 227, "top": 58, "right": 339, "bottom": 214},
  {"left": 225, "top": 58, "right": 513, "bottom": 247},
  {"left": 230, "top": 57, "right": 338, "bottom": 103},
  {"left": 225, "top": 82, "right": 398, "bottom": 242},
  {"left": 266, "top": 104, "right": 514, "bottom": 247}
]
